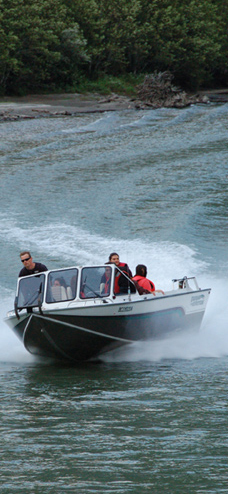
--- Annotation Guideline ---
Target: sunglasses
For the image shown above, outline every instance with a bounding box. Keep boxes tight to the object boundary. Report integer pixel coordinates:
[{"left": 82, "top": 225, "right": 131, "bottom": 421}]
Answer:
[{"left": 21, "top": 257, "right": 31, "bottom": 263}]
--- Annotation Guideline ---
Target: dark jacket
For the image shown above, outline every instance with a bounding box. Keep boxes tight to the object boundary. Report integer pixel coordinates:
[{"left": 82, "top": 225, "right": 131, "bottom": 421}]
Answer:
[
  {"left": 116, "top": 263, "right": 135, "bottom": 294},
  {"left": 19, "top": 262, "right": 48, "bottom": 277}
]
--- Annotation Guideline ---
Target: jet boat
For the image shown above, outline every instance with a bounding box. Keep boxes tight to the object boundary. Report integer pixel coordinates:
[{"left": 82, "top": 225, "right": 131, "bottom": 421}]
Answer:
[{"left": 5, "top": 264, "right": 211, "bottom": 362}]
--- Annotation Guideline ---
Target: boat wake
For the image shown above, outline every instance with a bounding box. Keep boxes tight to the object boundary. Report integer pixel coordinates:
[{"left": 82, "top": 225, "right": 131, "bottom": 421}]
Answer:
[
  {"left": 101, "top": 278, "right": 228, "bottom": 363},
  {"left": 0, "top": 289, "right": 33, "bottom": 364},
  {"left": 0, "top": 217, "right": 208, "bottom": 289}
]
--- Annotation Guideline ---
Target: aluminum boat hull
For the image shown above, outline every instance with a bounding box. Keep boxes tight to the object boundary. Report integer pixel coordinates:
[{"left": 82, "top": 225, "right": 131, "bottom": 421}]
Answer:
[{"left": 5, "top": 289, "right": 210, "bottom": 362}]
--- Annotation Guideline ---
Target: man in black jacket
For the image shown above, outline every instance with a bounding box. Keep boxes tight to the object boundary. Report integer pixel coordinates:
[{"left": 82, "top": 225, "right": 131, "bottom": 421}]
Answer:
[{"left": 19, "top": 251, "right": 48, "bottom": 277}]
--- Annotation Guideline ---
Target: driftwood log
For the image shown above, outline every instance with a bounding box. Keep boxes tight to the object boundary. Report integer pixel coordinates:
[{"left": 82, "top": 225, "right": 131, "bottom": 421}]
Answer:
[{"left": 136, "top": 71, "right": 209, "bottom": 108}]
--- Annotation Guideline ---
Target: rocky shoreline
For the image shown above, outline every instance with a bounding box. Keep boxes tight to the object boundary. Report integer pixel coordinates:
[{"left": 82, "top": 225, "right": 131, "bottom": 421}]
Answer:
[{"left": 0, "top": 89, "right": 228, "bottom": 122}]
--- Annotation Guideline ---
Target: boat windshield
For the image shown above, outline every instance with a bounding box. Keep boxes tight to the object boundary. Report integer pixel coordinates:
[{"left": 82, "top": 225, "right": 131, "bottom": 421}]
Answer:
[
  {"left": 80, "top": 266, "right": 112, "bottom": 299},
  {"left": 46, "top": 268, "right": 78, "bottom": 303},
  {"left": 17, "top": 274, "right": 45, "bottom": 308}
]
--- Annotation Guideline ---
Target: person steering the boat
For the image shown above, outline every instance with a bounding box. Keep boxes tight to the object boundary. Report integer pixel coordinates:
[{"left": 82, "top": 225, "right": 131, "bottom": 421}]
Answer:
[
  {"left": 108, "top": 252, "right": 133, "bottom": 294},
  {"left": 19, "top": 251, "right": 48, "bottom": 277}
]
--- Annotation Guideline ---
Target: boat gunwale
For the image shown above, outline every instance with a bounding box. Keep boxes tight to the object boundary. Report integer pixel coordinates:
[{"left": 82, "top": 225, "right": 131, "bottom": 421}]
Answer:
[
  {"left": 43, "top": 287, "right": 211, "bottom": 312},
  {"left": 5, "top": 286, "right": 211, "bottom": 324}
]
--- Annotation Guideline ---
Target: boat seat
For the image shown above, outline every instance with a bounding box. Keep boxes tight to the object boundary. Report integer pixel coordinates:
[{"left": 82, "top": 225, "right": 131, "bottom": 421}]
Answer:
[
  {"left": 66, "top": 286, "right": 73, "bottom": 299},
  {"left": 51, "top": 285, "right": 68, "bottom": 301},
  {"left": 100, "top": 283, "right": 105, "bottom": 294}
]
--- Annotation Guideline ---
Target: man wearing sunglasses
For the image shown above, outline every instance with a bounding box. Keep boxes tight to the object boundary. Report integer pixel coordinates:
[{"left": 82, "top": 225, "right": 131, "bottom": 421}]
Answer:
[{"left": 19, "top": 251, "right": 48, "bottom": 277}]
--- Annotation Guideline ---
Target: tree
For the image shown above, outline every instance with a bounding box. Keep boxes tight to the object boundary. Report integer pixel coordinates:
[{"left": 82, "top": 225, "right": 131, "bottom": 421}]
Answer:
[
  {"left": 0, "top": 0, "right": 20, "bottom": 92},
  {"left": 57, "top": 24, "right": 90, "bottom": 86},
  {"left": 0, "top": 0, "right": 67, "bottom": 93},
  {"left": 62, "top": 0, "right": 150, "bottom": 75},
  {"left": 138, "top": 0, "right": 225, "bottom": 88},
  {"left": 62, "top": 0, "right": 226, "bottom": 88},
  {"left": 62, "top": 0, "right": 105, "bottom": 75},
  {"left": 1, "top": 0, "right": 227, "bottom": 94}
]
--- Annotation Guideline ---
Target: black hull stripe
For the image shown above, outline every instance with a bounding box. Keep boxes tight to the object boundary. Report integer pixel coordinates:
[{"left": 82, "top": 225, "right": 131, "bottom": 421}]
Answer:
[{"left": 27, "top": 313, "right": 133, "bottom": 343}]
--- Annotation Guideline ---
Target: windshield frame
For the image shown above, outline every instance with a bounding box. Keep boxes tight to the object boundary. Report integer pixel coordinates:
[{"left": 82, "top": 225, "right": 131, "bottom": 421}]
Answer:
[
  {"left": 80, "top": 265, "right": 113, "bottom": 299},
  {"left": 17, "top": 273, "right": 46, "bottom": 309},
  {"left": 46, "top": 267, "right": 78, "bottom": 304}
]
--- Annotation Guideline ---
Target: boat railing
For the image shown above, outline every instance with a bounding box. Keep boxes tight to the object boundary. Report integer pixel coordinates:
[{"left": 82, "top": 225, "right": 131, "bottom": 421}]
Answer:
[
  {"left": 114, "top": 265, "right": 137, "bottom": 295},
  {"left": 172, "top": 276, "right": 200, "bottom": 291}
]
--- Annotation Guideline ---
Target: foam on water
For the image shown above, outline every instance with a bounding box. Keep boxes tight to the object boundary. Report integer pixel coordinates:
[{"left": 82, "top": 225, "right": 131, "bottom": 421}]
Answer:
[
  {"left": 102, "top": 277, "right": 228, "bottom": 363},
  {"left": 60, "top": 106, "right": 203, "bottom": 135},
  {"left": 0, "top": 217, "right": 207, "bottom": 287},
  {"left": 63, "top": 112, "right": 124, "bottom": 135},
  {"left": 0, "top": 289, "right": 34, "bottom": 364}
]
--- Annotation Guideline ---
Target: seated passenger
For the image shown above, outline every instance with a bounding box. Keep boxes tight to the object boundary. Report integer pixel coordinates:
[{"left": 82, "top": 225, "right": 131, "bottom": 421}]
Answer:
[
  {"left": 100, "top": 267, "right": 111, "bottom": 295},
  {"left": 51, "top": 278, "right": 67, "bottom": 301},
  {"left": 132, "top": 265, "right": 156, "bottom": 294},
  {"left": 107, "top": 252, "right": 133, "bottom": 294},
  {"left": 53, "top": 279, "right": 61, "bottom": 287}
]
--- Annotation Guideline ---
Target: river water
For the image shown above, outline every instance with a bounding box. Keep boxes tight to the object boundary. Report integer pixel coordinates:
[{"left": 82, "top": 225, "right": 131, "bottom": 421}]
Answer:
[{"left": 1, "top": 102, "right": 228, "bottom": 493}]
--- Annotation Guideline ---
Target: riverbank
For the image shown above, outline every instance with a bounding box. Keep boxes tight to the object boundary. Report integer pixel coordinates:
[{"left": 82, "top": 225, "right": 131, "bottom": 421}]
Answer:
[
  {"left": 0, "top": 89, "right": 228, "bottom": 122},
  {"left": 0, "top": 93, "right": 139, "bottom": 121}
]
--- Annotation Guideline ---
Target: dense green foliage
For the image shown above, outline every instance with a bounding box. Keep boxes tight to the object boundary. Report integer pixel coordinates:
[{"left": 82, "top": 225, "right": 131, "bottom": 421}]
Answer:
[{"left": 0, "top": 0, "right": 227, "bottom": 95}]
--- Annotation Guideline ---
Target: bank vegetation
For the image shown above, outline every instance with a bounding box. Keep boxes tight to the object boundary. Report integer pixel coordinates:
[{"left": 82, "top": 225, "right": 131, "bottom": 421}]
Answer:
[{"left": 0, "top": 0, "right": 228, "bottom": 96}]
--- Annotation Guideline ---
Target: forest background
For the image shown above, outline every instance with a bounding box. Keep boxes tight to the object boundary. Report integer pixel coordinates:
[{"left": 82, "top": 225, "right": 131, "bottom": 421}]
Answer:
[{"left": 1, "top": 0, "right": 228, "bottom": 97}]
